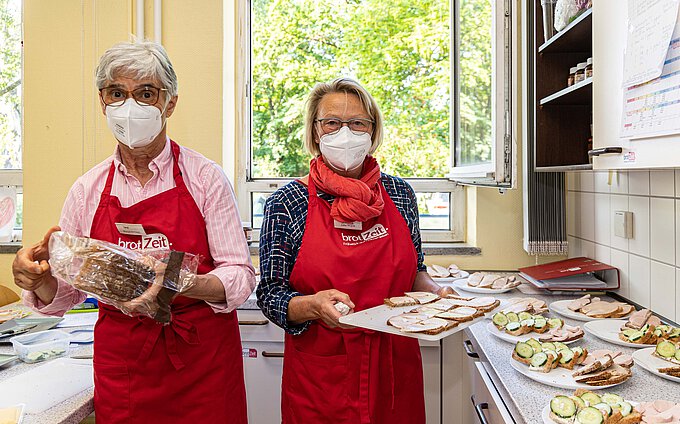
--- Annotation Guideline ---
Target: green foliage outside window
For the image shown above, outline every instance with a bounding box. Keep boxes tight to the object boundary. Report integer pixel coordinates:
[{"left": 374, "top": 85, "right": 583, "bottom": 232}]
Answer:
[{"left": 0, "top": 0, "right": 21, "bottom": 170}]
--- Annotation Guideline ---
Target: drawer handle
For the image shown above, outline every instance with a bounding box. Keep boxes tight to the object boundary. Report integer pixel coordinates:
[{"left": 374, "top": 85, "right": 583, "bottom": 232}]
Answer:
[
  {"left": 238, "top": 319, "right": 269, "bottom": 326},
  {"left": 464, "top": 339, "right": 479, "bottom": 359},
  {"left": 262, "top": 351, "right": 284, "bottom": 358},
  {"left": 471, "top": 395, "right": 491, "bottom": 424},
  {"left": 588, "top": 147, "right": 623, "bottom": 157}
]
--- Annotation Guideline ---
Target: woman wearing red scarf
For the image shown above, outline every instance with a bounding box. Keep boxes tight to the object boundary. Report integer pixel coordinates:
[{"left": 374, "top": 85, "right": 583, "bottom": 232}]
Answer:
[{"left": 257, "top": 78, "right": 454, "bottom": 424}]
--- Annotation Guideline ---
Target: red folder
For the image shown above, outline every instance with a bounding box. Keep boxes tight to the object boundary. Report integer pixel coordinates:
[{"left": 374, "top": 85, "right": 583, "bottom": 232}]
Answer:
[{"left": 518, "top": 257, "right": 620, "bottom": 291}]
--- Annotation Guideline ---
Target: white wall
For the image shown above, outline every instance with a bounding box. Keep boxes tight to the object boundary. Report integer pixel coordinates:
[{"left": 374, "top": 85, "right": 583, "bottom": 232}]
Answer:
[{"left": 567, "top": 170, "right": 680, "bottom": 321}]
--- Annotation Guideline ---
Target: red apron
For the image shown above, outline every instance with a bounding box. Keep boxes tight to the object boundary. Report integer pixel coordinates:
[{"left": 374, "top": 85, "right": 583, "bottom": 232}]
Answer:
[
  {"left": 89, "top": 141, "right": 247, "bottom": 423},
  {"left": 281, "top": 178, "right": 426, "bottom": 424}
]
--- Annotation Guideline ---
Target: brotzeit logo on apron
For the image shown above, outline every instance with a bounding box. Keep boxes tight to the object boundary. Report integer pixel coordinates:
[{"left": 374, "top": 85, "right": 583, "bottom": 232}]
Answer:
[
  {"left": 118, "top": 233, "right": 172, "bottom": 250},
  {"left": 340, "top": 223, "right": 389, "bottom": 246}
]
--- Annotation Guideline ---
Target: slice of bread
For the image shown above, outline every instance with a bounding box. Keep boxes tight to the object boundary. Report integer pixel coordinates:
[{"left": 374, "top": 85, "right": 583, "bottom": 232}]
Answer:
[
  {"left": 511, "top": 350, "right": 533, "bottom": 366},
  {"left": 384, "top": 296, "right": 418, "bottom": 307}
]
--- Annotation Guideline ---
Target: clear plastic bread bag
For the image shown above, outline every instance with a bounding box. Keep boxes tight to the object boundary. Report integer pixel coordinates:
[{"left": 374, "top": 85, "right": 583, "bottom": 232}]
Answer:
[{"left": 48, "top": 231, "right": 201, "bottom": 323}]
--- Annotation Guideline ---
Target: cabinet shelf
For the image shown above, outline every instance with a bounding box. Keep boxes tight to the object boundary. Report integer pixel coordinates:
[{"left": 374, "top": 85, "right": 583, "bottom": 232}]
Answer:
[
  {"left": 539, "top": 8, "right": 592, "bottom": 53},
  {"left": 540, "top": 77, "right": 592, "bottom": 105}
]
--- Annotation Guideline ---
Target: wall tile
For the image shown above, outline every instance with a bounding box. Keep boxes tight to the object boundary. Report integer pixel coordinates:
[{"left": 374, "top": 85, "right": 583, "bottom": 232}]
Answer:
[
  {"left": 581, "top": 239, "right": 596, "bottom": 259},
  {"left": 610, "top": 249, "right": 629, "bottom": 298},
  {"left": 628, "top": 171, "right": 650, "bottom": 195},
  {"left": 610, "top": 195, "right": 629, "bottom": 252},
  {"left": 567, "top": 236, "right": 580, "bottom": 258},
  {"left": 650, "top": 261, "right": 676, "bottom": 320},
  {"left": 567, "top": 172, "right": 579, "bottom": 191},
  {"left": 594, "top": 194, "right": 611, "bottom": 245},
  {"left": 595, "top": 244, "right": 611, "bottom": 265},
  {"left": 628, "top": 196, "right": 650, "bottom": 257},
  {"left": 650, "top": 198, "right": 675, "bottom": 265},
  {"left": 567, "top": 191, "right": 577, "bottom": 237},
  {"left": 650, "top": 170, "right": 675, "bottom": 197},
  {"left": 676, "top": 200, "right": 680, "bottom": 267},
  {"left": 610, "top": 171, "right": 628, "bottom": 195},
  {"left": 676, "top": 170, "right": 680, "bottom": 197},
  {"left": 580, "top": 172, "right": 594, "bottom": 192},
  {"left": 579, "top": 192, "right": 595, "bottom": 241},
  {"left": 594, "top": 172, "right": 611, "bottom": 194},
  {"left": 629, "top": 254, "right": 651, "bottom": 308},
  {"left": 677, "top": 268, "right": 680, "bottom": 322}
]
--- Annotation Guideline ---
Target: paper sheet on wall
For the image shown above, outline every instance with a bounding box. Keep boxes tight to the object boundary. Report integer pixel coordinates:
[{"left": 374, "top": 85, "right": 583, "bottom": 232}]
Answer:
[
  {"left": 622, "top": 0, "right": 680, "bottom": 88},
  {"left": 621, "top": 4, "right": 680, "bottom": 139}
]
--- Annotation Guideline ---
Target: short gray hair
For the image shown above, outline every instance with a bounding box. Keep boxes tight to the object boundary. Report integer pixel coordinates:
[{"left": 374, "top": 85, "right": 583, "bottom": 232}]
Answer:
[
  {"left": 304, "top": 78, "right": 383, "bottom": 157},
  {"left": 95, "top": 41, "right": 178, "bottom": 97}
]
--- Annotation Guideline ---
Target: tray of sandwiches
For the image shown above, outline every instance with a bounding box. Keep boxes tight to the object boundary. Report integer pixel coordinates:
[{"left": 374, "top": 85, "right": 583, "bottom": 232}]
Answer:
[
  {"left": 542, "top": 390, "right": 643, "bottom": 424},
  {"left": 488, "top": 312, "right": 584, "bottom": 344},
  {"left": 338, "top": 292, "right": 501, "bottom": 341},
  {"left": 550, "top": 295, "right": 635, "bottom": 322},
  {"left": 584, "top": 309, "right": 679, "bottom": 349},
  {"left": 511, "top": 343, "right": 633, "bottom": 390},
  {"left": 452, "top": 272, "right": 521, "bottom": 294},
  {"left": 632, "top": 340, "right": 680, "bottom": 384}
]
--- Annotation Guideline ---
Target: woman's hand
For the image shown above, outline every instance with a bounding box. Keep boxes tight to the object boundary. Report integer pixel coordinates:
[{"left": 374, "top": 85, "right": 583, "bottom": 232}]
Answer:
[
  {"left": 12, "top": 226, "right": 61, "bottom": 302},
  {"left": 412, "top": 270, "right": 458, "bottom": 297},
  {"left": 435, "top": 285, "right": 458, "bottom": 298},
  {"left": 288, "top": 289, "right": 355, "bottom": 328}
]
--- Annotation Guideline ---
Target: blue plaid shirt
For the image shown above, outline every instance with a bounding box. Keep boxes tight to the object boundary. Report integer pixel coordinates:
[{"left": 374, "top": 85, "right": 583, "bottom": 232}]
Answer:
[{"left": 257, "top": 173, "right": 426, "bottom": 334}]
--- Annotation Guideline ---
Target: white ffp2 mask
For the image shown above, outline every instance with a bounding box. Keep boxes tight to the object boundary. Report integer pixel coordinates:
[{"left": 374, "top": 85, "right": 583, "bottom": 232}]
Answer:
[
  {"left": 319, "top": 126, "right": 372, "bottom": 172},
  {"left": 105, "top": 99, "right": 165, "bottom": 149}
]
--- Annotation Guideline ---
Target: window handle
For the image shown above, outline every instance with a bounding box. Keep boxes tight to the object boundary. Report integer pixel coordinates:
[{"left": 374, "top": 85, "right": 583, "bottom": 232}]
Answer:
[{"left": 588, "top": 147, "right": 623, "bottom": 157}]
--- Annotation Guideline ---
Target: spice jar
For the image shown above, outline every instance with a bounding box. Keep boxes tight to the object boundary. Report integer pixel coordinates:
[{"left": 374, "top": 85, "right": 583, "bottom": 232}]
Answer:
[
  {"left": 585, "top": 57, "right": 593, "bottom": 79},
  {"left": 574, "top": 62, "right": 587, "bottom": 84},
  {"left": 568, "top": 66, "right": 577, "bottom": 86}
]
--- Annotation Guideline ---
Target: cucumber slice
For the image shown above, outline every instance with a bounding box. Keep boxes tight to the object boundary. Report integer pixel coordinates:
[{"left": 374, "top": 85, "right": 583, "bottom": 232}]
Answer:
[
  {"left": 520, "top": 319, "right": 535, "bottom": 328},
  {"left": 506, "top": 312, "right": 519, "bottom": 322},
  {"left": 553, "top": 342, "right": 569, "bottom": 351},
  {"left": 526, "top": 338, "right": 542, "bottom": 354},
  {"left": 25, "top": 351, "right": 43, "bottom": 362},
  {"left": 569, "top": 395, "right": 586, "bottom": 410},
  {"left": 530, "top": 352, "right": 548, "bottom": 367},
  {"left": 572, "top": 346, "right": 584, "bottom": 356},
  {"left": 657, "top": 325, "right": 670, "bottom": 333},
  {"left": 534, "top": 318, "right": 547, "bottom": 329},
  {"left": 550, "top": 396, "right": 577, "bottom": 418},
  {"left": 600, "top": 393, "right": 623, "bottom": 406},
  {"left": 654, "top": 329, "right": 663, "bottom": 337},
  {"left": 669, "top": 328, "right": 680, "bottom": 339},
  {"left": 558, "top": 348, "right": 574, "bottom": 364},
  {"left": 492, "top": 312, "right": 508, "bottom": 328},
  {"left": 621, "top": 329, "right": 637, "bottom": 338},
  {"left": 617, "top": 402, "right": 632, "bottom": 417},
  {"left": 675, "top": 349, "right": 680, "bottom": 361},
  {"left": 514, "top": 342, "right": 534, "bottom": 359},
  {"left": 541, "top": 342, "right": 556, "bottom": 352},
  {"left": 656, "top": 340, "right": 677, "bottom": 358},
  {"left": 593, "top": 402, "right": 612, "bottom": 415},
  {"left": 576, "top": 407, "right": 604, "bottom": 424},
  {"left": 628, "top": 330, "right": 644, "bottom": 342},
  {"left": 506, "top": 322, "right": 521, "bottom": 332},
  {"left": 518, "top": 312, "right": 532, "bottom": 321},
  {"left": 640, "top": 324, "right": 650, "bottom": 333},
  {"left": 580, "top": 392, "right": 602, "bottom": 406},
  {"left": 548, "top": 318, "right": 563, "bottom": 329}
]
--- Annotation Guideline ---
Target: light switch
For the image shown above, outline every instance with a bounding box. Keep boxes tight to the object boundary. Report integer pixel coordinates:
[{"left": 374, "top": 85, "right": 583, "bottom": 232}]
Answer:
[{"left": 614, "top": 211, "right": 633, "bottom": 239}]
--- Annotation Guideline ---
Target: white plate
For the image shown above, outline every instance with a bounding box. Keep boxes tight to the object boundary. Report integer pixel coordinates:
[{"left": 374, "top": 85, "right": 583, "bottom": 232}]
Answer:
[
  {"left": 338, "top": 303, "right": 491, "bottom": 341},
  {"left": 509, "top": 358, "right": 623, "bottom": 390},
  {"left": 632, "top": 347, "right": 680, "bottom": 384},
  {"left": 549, "top": 299, "right": 634, "bottom": 322},
  {"left": 452, "top": 279, "right": 517, "bottom": 294},
  {"left": 583, "top": 319, "right": 655, "bottom": 348},
  {"left": 432, "top": 271, "right": 470, "bottom": 285},
  {"left": 486, "top": 322, "right": 582, "bottom": 345}
]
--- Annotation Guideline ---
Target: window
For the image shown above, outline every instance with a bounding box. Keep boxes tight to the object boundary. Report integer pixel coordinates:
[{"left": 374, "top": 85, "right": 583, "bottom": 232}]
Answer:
[
  {"left": 0, "top": 0, "right": 22, "bottom": 242},
  {"left": 237, "top": 0, "right": 513, "bottom": 242}
]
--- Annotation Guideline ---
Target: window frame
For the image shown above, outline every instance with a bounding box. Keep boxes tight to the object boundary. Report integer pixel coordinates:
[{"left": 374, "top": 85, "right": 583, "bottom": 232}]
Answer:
[{"left": 237, "top": 0, "right": 516, "bottom": 243}]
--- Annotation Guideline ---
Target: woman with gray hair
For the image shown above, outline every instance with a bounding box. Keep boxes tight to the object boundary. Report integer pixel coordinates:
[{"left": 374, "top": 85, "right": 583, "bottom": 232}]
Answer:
[
  {"left": 257, "top": 78, "right": 453, "bottom": 423},
  {"left": 13, "top": 41, "right": 253, "bottom": 423}
]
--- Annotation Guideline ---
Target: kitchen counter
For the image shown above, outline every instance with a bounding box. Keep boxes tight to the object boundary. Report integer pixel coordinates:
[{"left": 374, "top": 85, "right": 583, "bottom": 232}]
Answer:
[{"left": 462, "top": 289, "right": 680, "bottom": 424}]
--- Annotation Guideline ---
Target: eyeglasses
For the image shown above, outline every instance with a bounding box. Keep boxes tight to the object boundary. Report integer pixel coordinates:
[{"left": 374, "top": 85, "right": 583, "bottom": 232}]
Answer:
[
  {"left": 99, "top": 85, "right": 167, "bottom": 107},
  {"left": 315, "top": 117, "right": 374, "bottom": 135}
]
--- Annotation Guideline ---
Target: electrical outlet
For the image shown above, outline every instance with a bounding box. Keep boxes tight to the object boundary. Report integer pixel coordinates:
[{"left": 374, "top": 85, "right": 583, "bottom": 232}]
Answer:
[{"left": 614, "top": 211, "right": 633, "bottom": 239}]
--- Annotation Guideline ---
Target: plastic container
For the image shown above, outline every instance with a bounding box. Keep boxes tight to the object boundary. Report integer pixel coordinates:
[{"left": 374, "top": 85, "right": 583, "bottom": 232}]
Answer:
[
  {"left": 585, "top": 57, "right": 593, "bottom": 78},
  {"left": 541, "top": 0, "right": 557, "bottom": 43},
  {"left": 574, "top": 62, "right": 587, "bottom": 83},
  {"left": 568, "top": 66, "right": 577, "bottom": 86},
  {"left": 10, "top": 330, "right": 71, "bottom": 364}
]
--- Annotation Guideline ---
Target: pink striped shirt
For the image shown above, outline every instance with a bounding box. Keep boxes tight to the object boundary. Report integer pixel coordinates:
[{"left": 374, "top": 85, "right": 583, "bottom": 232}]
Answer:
[{"left": 23, "top": 137, "right": 255, "bottom": 315}]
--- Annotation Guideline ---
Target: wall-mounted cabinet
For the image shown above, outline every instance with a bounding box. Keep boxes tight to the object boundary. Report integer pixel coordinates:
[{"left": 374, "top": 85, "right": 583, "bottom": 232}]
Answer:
[{"left": 532, "top": 4, "right": 593, "bottom": 171}]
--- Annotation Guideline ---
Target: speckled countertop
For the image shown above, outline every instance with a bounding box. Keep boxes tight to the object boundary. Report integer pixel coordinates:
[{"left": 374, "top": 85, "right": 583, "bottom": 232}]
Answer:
[{"left": 462, "top": 289, "right": 680, "bottom": 424}]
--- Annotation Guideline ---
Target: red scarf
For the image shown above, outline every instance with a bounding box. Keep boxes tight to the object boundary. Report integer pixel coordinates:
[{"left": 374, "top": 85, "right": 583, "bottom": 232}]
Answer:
[{"left": 309, "top": 156, "right": 385, "bottom": 223}]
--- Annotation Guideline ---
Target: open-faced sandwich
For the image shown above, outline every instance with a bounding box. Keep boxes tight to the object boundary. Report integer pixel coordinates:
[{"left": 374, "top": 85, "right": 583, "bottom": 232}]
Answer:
[
  {"left": 512, "top": 338, "right": 588, "bottom": 372},
  {"left": 618, "top": 309, "right": 680, "bottom": 345},
  {"left": 426, "top": 263, "right": 466, "bottom": 279},
  {"left": 652, "top": 340, "right": 680, "bottom": 370},
  {"left": 501, "top": 297, "right": 549, "bottom": 315},
  {"left": 547, "top": 389, "right": 642, "bottom": 424},
  {"left": 383, "top": 291, "right": 440, "bottom": 307},
  {"left": 568, "top": 294, "right": 635, "bottom": 319},
  {"left": 467, "top": 272, "right": 521, "bottom": 290},
  {"left": 492, "top": 311, "right": 564, "bottom": 335}
]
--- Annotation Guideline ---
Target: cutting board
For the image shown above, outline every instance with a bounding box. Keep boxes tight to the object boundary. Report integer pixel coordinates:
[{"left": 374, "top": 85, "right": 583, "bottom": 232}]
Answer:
[{"left": 0, "top": 358, "right": 93, "bottom": 413}]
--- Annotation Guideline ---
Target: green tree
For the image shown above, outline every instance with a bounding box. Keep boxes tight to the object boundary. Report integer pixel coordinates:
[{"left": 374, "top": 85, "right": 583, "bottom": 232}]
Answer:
[{"left": 0, "top": 0, "right": 21, "bottom": 170}]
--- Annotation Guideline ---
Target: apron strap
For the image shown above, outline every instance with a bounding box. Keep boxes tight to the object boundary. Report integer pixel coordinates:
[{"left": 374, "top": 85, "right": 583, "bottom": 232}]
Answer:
[
  {"left": 169, "top": 140, "right": 189, "bottom": 192},
  {"left": 101, "top": 161, "right": 116, "bottom": 198}
]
